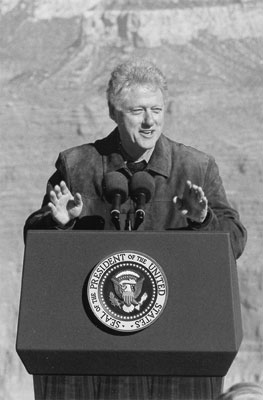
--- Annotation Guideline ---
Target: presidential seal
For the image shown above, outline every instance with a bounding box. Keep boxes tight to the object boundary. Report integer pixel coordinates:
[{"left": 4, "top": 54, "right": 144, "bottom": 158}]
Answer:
[{"left": 87, "top": 251, "right": 168, "bottom": 332}]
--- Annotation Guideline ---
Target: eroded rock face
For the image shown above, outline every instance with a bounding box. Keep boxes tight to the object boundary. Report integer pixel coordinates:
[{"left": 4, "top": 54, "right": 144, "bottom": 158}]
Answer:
[{"left": 1, "top": 1, "right": 263, "bottom": 398}]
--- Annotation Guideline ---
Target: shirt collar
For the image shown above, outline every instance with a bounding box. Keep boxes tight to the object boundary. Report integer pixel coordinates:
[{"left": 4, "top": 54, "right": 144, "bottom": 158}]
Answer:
[
  {"left": 135, "top": 148, "right": 154, "bottom": 163},
  {"left": 120, "top": 143, "right": 154, "bottom": 164}
]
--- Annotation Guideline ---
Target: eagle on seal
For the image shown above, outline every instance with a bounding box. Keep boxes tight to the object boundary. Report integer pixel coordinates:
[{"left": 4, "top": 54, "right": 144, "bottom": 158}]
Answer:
[{"left": 111, "top": 270, "right": 147, "bottom": 313}]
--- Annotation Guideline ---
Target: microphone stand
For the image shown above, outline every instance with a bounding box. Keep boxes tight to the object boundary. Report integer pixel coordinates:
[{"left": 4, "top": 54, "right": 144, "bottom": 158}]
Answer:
[
  {"left": 133, "top": 193, "right": 146, "bottom": 230},
  {"left": 111, "top": 193, "right": 121, "bottom": 230},
  {"left": 124, "top": 211, "right": 132, "bottom": 231}
]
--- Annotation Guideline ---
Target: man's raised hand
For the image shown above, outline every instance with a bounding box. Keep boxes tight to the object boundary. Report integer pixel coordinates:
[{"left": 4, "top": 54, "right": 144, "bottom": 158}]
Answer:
[
  {"left": 48, "top": 181, "right": 83, "bottom": 227},
  {"left": 173, "top": 180, "right": 208, "bottom": 223}
]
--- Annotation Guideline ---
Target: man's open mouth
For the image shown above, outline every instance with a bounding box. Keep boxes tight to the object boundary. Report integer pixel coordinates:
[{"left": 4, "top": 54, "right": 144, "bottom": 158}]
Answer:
[{"left": 140, "top": 130, "right": 154, "bottom": 135}]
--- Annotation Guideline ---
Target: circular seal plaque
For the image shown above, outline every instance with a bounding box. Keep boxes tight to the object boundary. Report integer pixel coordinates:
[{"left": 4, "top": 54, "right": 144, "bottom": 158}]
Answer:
[{"left": 87, "top": 250, "right": 168, "bottom": 332}]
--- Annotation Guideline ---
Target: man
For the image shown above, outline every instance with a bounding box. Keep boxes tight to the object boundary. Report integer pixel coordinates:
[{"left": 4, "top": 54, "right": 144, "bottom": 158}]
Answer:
[{"left": 25, "top": 58, "right": 247, "bottom": 259}]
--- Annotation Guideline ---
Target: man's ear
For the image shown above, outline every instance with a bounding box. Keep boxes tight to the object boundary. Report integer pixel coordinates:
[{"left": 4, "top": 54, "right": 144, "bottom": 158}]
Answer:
[{"left": 108, "top": 103, "right": 117, "bottom": 122}]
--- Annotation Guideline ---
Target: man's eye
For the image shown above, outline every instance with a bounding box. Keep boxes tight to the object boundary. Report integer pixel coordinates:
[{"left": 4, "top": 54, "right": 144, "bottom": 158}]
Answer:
[
  {"left": 152, "top": 108, "right": 162, "bottom": 114},
  {"left": 131, "top": 108, "right": 143, "bottom": 115}
]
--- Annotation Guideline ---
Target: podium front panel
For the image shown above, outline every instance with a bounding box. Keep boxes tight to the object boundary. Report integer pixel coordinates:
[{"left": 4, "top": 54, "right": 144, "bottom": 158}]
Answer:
[{"left": 16, "top": 231, "right": 242, "bottom": 376}]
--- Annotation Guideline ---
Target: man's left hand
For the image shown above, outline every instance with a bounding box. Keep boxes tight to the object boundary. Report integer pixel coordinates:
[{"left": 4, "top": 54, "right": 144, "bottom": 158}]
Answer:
[{"left": 173, "top": 180, "right": 208, "bottom": 223}]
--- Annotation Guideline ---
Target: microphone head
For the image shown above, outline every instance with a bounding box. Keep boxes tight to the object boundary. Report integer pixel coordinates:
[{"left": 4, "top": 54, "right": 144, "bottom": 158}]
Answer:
[
  {"left": 130, "top": 171, "right": 155, "bottom": 203},
  {"left": 103, "top": 171, "right": 129, "bottom": 204}
]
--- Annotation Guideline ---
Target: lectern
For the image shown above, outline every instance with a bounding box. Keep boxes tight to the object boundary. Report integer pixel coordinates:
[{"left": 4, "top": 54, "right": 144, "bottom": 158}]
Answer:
[{"left": 17, "top": 230, "right": 242, "bottom": 399}]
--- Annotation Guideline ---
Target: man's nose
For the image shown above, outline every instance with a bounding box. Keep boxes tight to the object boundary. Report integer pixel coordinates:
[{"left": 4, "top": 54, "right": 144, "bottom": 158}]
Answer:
[{"left": 142, "top": 110, "right": 154, "bottom": 127}]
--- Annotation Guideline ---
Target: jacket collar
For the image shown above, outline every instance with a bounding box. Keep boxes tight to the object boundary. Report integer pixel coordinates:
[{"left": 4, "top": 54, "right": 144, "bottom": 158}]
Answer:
[
  {"left": 146, "top": 134, "right": 171, "bottom": 178},
  {"left": 94, "top": 128, "right": 125, "bottom": 172},
  {"left": 94, "top": 128, "right": 171, "bottom": 178}
]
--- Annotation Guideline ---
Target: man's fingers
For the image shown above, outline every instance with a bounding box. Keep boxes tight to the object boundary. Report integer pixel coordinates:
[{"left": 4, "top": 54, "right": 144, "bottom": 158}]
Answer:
[
  {"left": 186, "top": 182, "right": 206, "bottom": 204},
  {"left": 193, "top": 186, "right": 202, "bottom": 202},
  {"left": 173, "top": 196, "right": 189, "bottom": 215},
  {"left": 60, "top": 181, "right": 69, "bottom": 195},
  {"left": 49, "top": 181, "right": 71, "bottom": 201},
  {"left": 199, "top": 195, "right": 208, "bottom": 206},
  {"left": 183, "top": 180, "right": 192, "bottom": 196},
  {"left": 48, "top": 201, "right": 56, "bottom": 213},
  {"left": 49, "top": 190, "right": 58, "bottom": 204},
  {"left": 74, "top": 192, "right": 83, "bottom": 207},
  {"left": 173, "top": 196, "right": 182, "bottom": 208},
  {"left": 181, "top": 209, "right": 188, "bottom": 216},
  {"left": 54, "top": 184, "right": 62, "bottom": 199},
  {"left": 192, "top": 185, "right": 207, "bottom": 206}
]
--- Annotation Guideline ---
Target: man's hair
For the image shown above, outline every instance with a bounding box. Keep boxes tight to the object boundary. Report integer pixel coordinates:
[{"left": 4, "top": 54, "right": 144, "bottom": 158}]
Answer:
[{"left": 107, "top": 58, "right": 168, "bottom": 110}]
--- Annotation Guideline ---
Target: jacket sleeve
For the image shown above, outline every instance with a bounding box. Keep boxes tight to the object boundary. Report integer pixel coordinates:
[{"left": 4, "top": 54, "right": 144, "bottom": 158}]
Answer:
[{"left": 187, "top": 157, "right": 247, "bottom": 260}]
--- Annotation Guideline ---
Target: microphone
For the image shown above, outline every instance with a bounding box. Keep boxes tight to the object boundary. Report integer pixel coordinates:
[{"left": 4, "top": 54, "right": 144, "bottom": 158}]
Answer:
[
  {"left": 130, "top": 171, "right": 155, "bottom": 230},
  {"left": 103, "top": 172, "right": 129, "bottom": 230}
]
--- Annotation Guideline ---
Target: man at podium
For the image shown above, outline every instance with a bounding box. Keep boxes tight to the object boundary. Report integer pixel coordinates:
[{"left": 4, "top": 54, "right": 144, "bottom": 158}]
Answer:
[
  {"left": 24, "top": 58, "right": 246, "bottom": 260},
  {"left": 22, "top": 59, "right": 247, "bottom": 400}
]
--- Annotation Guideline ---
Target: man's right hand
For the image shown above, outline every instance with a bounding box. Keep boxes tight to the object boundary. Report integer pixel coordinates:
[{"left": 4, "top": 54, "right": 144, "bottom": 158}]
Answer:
[{"left": 48, "top": 181, "right": 83, "bottom": 227}]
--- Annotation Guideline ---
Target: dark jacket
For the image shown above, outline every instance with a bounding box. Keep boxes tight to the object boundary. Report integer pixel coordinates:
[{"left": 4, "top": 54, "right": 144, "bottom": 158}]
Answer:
[{"left": 24, "top": 129, "right": 247, "bottom": 259}]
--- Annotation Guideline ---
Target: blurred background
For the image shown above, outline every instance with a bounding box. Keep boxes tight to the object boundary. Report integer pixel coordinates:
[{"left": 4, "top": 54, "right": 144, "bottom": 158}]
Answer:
[{"left": 0, "top": 0, "right": 263, "bottom": 399}]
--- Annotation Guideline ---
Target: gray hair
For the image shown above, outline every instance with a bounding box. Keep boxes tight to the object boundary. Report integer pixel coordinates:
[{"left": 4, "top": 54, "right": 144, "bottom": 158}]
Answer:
[{"left": 107, "top": 58, "right": 168, "bottom": 110}]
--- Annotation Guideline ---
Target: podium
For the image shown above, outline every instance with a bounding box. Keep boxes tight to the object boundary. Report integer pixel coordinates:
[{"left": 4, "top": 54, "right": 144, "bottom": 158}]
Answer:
[{"left": 16, "top": 230, "right": 242, "bottom": 399}]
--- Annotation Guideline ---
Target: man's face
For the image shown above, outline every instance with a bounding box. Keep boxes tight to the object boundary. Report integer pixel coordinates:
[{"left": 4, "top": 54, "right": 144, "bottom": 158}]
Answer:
[{"left": 111, "top": 85, "right": 165, "bottom": 160}]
